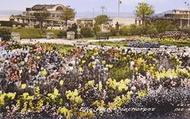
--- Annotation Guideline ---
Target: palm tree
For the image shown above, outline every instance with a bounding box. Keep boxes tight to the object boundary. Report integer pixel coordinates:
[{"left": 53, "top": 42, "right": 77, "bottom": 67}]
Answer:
[{"left": 136, "top": 2, "right": 154, "bottom": 26}]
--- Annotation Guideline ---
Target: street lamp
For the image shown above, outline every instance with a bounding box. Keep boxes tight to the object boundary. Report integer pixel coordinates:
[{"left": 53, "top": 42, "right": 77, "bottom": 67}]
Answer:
[
  {"left": 185, "top": 1, "right": 190, "bottom": 27},
  {"left": 101, "top": 6, "right": 105, "bottom": 15},
  {"left": 118, "top": 0, "right": 122, "bottom": 18}
]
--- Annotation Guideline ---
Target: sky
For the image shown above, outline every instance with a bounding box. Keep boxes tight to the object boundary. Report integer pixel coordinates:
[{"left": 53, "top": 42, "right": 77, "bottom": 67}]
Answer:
[{"left": 0, "top": 0, "right": 188, "bottom": 14}]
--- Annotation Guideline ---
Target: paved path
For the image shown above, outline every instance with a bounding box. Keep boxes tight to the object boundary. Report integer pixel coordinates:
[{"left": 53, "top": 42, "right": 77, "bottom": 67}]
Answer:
[
  {"left": 18, "top": 38, "right": 126, "bottom": 46},
  {"left": 17, "top": 38, "right": 190, "bottom": 55}
]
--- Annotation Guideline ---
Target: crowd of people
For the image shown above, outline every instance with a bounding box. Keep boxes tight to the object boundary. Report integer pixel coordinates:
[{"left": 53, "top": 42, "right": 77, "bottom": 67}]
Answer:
[{"left": 0, "top": 41, "right": 190, "bottom": 119}]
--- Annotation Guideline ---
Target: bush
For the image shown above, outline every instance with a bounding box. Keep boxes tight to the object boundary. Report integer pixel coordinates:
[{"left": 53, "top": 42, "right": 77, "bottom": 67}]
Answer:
[
  {"left": 152, "top": 20, "right": 178, "bottom": 33},
  {"left": 120, "top": 24, "right": 158, "bottom": 36},
  {"left": 57, "top": 30, "right": 67, "bottom": 38},
  {"left": 119, "top": 26, "right": 130, "bottom": 36},
  {"left": 94, "top": 15, "right": 109, "bottom": 25},
  {"left": 110, "top": 27, "right": 118, "bottom": 36},
  {"left": 0, "top": 28, "right": 11, "bottom": 41},
  {"left": 93, "top": 25, "right": 101, "bottom": 35},
  {"left": 47, "top": 30, "right": 66, "bottom": 38},
  {"left": 0, "top": 21, "right": 27, "bottom": 27},
  {"left": 146, "top": 24, "right": 158, "bottom": 34},
  {"left": 119, "top": 24, "right": 143, "bottom": 36},
  {"left": 81, "top": 27, "right": 94, "bottom": 38}
]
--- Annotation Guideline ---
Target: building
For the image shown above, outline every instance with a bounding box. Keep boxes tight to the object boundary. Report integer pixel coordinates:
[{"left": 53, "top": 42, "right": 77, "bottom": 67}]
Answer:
[
  {"left": 110, "top": 17, "right": 136, "bottom": 27},
  {"left": 76, "top": 18, "right": 95, "bottom": 27},
  {"left": 10, "top": 4, "right": 74, "bottom": 29},
  {"left": 0, "top": 16, "right": 10, "bottom": 21},
  {"left": 76, "top": 17, "right": 136, "bottom": 28},
  {"left": 151, "top": 9, "right": 190, "bottom": 28}
]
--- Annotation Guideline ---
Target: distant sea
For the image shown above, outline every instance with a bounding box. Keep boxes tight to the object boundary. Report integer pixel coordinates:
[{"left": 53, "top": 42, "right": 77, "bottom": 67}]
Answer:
[
  {"left": 0, "top": 10, "right": 22, "bottom": 21},
  {"left": 0, "top": 10, "right": 135, "bottom": 21}
]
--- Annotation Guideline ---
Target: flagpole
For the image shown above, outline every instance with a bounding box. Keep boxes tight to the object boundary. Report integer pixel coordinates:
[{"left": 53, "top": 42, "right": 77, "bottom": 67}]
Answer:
[{"left": 118, "top": 0, "right": 120, "bottom": 18}]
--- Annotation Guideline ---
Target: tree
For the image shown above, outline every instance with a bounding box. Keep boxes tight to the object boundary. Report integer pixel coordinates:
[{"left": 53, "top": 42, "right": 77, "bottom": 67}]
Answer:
[
  {"left": 33, "top": 10, "right": 50, "bottom": 30},
  {"left": 94, "top": 15, "right": 109, "bottom": 25},
  {"left": 94, "top": 15, "right": 109, "bottom": 34},
  {"left": 61, "top": 7, "right": 75, "bottom": 26},
  {"left": 136, "top": 2, "right": 154, "bottom": 26}
]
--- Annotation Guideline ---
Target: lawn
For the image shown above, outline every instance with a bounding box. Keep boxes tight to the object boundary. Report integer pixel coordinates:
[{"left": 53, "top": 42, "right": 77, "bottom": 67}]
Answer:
[
  {"left": 12, "top": 28, "right": 45, "bottom": 39},
  {"left": 141, "top": 37, "right": 190, "bottom": 47},
  {"left": 12, "top": 28, "right": 66, "bottom": 39}
]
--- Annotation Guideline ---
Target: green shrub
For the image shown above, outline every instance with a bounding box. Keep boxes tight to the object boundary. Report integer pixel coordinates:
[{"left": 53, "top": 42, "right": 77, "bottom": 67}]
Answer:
[
  {"left": 47, "top": 30, "right": 66, "bottom": 38},
  {"left": 120, "top": 24, "right": 143, "bottom": 36},
  {"left": 0, "top": 21, "right": 27, "bottom": 27},
  {"left": 57, "top": 30, "right": 66, "bottom": 38},
  {"left": 119, "top": 26, "right": 130, "bottom": 36},
  {"left": 81, "top": 27, "right": 94, "bottom": 38},
  {"left": 120, "top": 24, "right": 158, "bottom": 36},
  {"left": 110, "top": 27, "right": 118, "bottom": 36},
  {"left": 0, "top": 28, "right": 11, "bottom": 41},
  {"left": 93, "top": 25, "right": 101, "bottom": 35},
  {"left": 152, "top": 20, "right": 178, "bottom": 33}
]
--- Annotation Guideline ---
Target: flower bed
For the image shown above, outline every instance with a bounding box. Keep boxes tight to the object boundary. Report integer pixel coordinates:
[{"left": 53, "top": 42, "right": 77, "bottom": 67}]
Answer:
[{"left": 0, "top": 42, "right": 190, "bottom": 118}]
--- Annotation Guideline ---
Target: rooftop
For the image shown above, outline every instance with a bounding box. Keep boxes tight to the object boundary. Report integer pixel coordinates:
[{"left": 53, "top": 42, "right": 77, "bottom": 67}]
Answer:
[{"left": 31, "top": 4, "right": 65, "bottom": 10}]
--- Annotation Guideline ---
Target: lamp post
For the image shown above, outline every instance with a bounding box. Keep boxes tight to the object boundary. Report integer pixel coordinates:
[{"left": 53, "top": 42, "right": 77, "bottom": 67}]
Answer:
[
  {"left": 93, "top": 8, "right": 95, "bottom": 18},
  {"left": 185, "top": 1, "right": 190, "bottom": 27},
  {"left": 118, "top": 0, "right": 122, "bottom": 18},
  {"left": 101, "top": 6, "right": 105, "bottom": 15}
]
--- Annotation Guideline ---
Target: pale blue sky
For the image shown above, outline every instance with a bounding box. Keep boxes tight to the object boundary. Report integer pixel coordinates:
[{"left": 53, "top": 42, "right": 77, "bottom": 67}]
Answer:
[{"left": 0, "top": 0, "right": 188, "bottom": 13}]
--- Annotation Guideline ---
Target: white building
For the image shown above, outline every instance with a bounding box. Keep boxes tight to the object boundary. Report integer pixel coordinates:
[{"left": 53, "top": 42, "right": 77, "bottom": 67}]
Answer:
[
  {"left": 110, "top": 17, "right": 136, "bottom": 27},
  {"left": 10, "top": 4, "right": 74, "bottom": 29}
]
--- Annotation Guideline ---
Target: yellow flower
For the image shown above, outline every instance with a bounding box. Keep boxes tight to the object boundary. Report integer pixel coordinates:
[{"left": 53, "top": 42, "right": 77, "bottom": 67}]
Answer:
[
  {"left": 86, "top": 80, "right": 95, "bottom": 87},
  {"left": 37, "top": 56, "right": 41, "bottom": 59},
  {"left": 81, "top": 60, "right": 86, "bottom": 64},
  {"left": 0, "top": 94, "right": 5, "bottom": 106},
  {"left": 137, "top": 90, "right": 148, "bottom": 99},
  {"left": 66, "top": 89, "right": 83, "bottom": 104},
  {"left": 59, "top": 80, "right": 64, "bottom": 86},
  {"left": 98, "top": 81, "right": 102, "bottom": 91},
  {"left": 6, "top": 92, "right": 16, "bottom": 100},
  {"left": 21, "top": 84, "right": 27, "bottom": 89},
  {"left": 102, "top": 60, "right": 106, "bottom": 65},
  {"left": 106, "top": 64, "right": 113, "bottom": 69},
  {"left": 79, "top": 67, "right": 83, "bottom": 72},
  {"left": 53, "top": 88, "right": 59, "bottom": 96},
  {"left": 58, "top": 107, "right": 72, "bottom": 119}
]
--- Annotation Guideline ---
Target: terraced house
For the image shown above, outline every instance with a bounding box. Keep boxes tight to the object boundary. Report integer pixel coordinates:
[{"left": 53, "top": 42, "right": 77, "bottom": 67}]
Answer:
[{"left": 9, "top": 4, "right": 75, "bottom": 29}]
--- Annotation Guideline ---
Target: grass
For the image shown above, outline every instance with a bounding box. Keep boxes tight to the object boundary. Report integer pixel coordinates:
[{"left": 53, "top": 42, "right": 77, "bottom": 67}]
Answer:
[
  {"left": 12, "top": 28, "right": 45, "bottom": 39},
  {"left": 159, "top": 40, "right": 190, "bottom": 47},
  {"left": 92, "top": 37, "right": 190, "bottom": 47},
  {"left": 11, "top": 28, "right": 66, "bottom": 39},
  {"left": 141, "top": 37, "right": 190, "bottom": 47}
]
